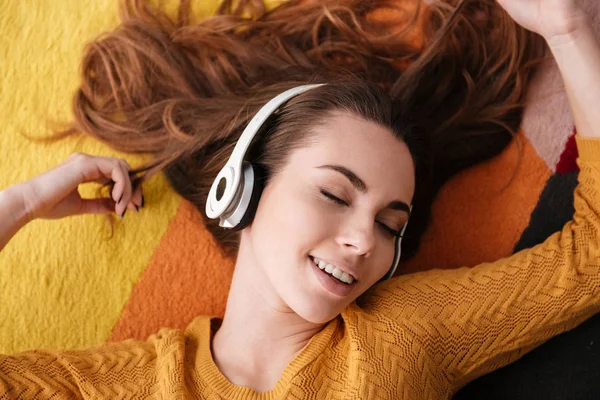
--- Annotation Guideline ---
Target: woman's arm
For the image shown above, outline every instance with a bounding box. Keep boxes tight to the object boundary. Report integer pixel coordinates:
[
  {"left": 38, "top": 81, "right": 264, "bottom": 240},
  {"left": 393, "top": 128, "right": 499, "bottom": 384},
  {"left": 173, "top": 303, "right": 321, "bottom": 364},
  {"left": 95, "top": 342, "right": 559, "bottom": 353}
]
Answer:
[
  {"left": 368, "top": 134, "right": 600, "bottom": 391},
  {"left": 0, "top": 155, "right": 147, "bottom": 395},
  {"left": 421, "top": 13, "right": 600, "bottom": 388},
  {"left": 0, "top": 327, "right": 173, "bottom": 398},
  {"left": 0, "top": 154, "right": 143, "bottom": 254},
  {"left": 358, "top": 2, "right": 600, "bottom": 392},
  {"left": 0, "top": 185, "right": 31, "bottom": 252}
]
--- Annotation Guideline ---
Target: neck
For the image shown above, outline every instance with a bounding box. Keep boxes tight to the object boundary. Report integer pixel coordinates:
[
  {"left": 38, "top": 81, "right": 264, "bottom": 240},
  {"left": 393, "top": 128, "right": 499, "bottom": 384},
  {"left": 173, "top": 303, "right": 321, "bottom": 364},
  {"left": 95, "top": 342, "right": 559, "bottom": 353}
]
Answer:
[{"left": 210, "top": 242, "right": 326, "bottom": 392}]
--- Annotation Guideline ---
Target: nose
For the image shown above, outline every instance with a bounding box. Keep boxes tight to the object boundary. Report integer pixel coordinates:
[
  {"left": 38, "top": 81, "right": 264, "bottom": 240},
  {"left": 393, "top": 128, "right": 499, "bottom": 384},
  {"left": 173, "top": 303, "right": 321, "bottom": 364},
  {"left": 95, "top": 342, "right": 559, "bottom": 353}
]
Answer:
[{"left": 336, "top": 216, "right": 376, "bottom": 258}]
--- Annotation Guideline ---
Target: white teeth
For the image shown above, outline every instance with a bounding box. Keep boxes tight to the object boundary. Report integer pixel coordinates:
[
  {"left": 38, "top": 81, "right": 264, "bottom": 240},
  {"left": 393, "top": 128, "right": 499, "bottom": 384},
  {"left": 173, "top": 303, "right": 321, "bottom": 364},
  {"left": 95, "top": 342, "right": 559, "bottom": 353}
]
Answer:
[
  {"left": 332, "top": 268, "right": 343, "bottom": 279},
  {"left": 312, "top": 257, "right": 355, "bottom": 284},
  {"left": 341, "top": 272, "right": 352, "bottom": 283}
]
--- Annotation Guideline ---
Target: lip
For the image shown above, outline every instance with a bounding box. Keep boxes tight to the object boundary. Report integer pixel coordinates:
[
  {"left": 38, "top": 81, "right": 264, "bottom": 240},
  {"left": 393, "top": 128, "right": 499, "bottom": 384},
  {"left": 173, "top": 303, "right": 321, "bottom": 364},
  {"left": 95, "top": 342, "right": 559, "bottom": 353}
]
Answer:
[{"left": 309, "top": 256, "right": 356, "bottom": 297}]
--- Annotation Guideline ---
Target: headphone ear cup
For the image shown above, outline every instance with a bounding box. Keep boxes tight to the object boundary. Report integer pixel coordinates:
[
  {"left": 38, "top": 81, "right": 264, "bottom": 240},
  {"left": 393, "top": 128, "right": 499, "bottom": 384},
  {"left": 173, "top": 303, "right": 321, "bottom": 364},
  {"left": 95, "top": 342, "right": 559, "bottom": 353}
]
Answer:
[{"left": 232, "top": 164, "right": 266, "bottom": 231}]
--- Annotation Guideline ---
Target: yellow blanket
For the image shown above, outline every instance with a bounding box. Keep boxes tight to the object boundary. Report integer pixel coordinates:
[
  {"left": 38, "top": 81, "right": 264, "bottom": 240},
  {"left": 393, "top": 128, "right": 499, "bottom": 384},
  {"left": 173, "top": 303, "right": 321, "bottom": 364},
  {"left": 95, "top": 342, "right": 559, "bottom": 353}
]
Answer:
[{"left": 0, "top": 0, "right": 223, "bottom": 353}]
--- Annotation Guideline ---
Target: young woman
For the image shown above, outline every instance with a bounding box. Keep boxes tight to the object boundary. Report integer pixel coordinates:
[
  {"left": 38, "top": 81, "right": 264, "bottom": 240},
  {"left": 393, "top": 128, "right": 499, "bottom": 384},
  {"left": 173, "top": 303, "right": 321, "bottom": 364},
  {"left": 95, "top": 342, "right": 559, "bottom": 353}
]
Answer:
[{"left": 1, "top": 0, "right": 599, "bottom": 398}]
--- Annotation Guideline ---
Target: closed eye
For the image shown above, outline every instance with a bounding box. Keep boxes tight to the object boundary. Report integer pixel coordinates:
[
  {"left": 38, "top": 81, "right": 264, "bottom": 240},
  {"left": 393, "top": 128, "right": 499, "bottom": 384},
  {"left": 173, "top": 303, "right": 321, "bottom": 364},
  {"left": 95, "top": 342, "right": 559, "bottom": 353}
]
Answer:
[
  {"left": 320, "top": 189, "right": 347, "bottom": 206},
  {"left": 320, "top": 190, "right": 401, "bottom": 237}
]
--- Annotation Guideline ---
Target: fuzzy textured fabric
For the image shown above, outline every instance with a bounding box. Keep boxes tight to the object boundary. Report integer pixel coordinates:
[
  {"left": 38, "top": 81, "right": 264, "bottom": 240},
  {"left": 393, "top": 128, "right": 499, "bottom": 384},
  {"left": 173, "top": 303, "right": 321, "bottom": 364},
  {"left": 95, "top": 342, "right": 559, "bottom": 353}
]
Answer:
[{"left": 0, "top": 0, "right": 233, "bottom": 355}]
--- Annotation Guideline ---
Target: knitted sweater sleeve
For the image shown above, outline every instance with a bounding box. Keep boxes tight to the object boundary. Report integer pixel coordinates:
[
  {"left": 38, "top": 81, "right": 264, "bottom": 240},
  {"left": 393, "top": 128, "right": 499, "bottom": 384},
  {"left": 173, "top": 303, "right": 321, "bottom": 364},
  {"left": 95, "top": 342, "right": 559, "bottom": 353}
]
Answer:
[
  {"left": 0, "top": 327, "right": 186, "bottom": 399},
  {"left": 360, "top": 135, "right": 600, "bottom": 392}
]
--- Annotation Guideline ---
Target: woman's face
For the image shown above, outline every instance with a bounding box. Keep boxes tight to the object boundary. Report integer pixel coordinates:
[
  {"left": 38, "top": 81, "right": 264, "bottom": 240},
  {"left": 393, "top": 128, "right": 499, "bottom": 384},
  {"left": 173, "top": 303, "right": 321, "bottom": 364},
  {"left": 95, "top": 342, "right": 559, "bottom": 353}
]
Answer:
[{"left": 242, "top": 112, "right": 415, "bottom": 323}]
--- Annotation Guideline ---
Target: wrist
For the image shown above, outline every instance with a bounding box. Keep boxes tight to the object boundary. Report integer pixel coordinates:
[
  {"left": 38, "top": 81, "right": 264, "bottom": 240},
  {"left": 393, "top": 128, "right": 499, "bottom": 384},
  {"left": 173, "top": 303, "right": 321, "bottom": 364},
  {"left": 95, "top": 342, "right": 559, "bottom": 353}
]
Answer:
[
  {"left": 1, "top": 184, "right": 34, "bottom": 226},
  {"left": 0, "top": 184, "right": 33, "bottom": 252},
  {"left": 545, "top": 12, "right": 592, "bottom": 51}
]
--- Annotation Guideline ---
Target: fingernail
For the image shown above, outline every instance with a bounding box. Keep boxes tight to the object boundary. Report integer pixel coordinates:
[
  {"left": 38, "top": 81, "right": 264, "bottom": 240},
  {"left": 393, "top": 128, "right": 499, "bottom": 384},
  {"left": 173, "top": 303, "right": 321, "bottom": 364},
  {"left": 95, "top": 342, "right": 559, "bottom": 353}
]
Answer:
[
  {"left": 141, "top": 195, "right": 145, "bottom": 208},
  {"left": 120, "top": 209, "right": 127, "bottom": 219}
]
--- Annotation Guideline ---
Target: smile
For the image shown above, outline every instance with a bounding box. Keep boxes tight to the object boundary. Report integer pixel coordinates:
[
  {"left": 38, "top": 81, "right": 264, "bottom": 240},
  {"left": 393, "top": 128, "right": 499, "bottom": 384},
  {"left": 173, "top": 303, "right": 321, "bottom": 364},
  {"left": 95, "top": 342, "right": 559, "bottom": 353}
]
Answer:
[{"left": 309, "top": 256, "right": 357, "bottom": 297}]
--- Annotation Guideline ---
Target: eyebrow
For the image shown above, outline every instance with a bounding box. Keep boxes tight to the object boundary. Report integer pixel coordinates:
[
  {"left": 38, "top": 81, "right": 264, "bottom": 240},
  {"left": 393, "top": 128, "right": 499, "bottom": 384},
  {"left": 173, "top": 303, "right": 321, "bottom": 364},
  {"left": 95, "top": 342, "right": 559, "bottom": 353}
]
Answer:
[{"left": 315, "top": 164, "right": 411, "bottom": 215}]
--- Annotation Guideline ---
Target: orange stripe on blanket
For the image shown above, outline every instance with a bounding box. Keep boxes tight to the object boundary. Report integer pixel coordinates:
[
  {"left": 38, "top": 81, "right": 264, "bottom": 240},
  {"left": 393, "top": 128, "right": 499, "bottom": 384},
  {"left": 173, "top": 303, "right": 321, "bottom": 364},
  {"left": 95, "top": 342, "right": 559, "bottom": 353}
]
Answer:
[
  {"left": 109, "top": 201, "right": 234, "bottom": 342},
  {"left": 400, "top": 130, "right": 551, "bottom": 275}
]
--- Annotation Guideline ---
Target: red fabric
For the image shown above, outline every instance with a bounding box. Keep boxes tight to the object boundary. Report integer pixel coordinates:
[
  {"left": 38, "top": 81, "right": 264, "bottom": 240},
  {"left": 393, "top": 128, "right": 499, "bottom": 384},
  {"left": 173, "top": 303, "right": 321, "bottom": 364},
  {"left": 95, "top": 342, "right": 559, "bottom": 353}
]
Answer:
[{"left": 556, "top": 127, "right": 580, "bottom": 174}]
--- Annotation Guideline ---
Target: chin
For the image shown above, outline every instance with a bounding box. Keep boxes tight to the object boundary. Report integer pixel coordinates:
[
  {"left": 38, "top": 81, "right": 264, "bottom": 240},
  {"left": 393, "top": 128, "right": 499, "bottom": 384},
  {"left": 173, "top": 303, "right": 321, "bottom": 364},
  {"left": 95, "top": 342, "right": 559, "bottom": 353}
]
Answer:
[{"left": 285, "top": 290, "right": 341, "bottom": 324}]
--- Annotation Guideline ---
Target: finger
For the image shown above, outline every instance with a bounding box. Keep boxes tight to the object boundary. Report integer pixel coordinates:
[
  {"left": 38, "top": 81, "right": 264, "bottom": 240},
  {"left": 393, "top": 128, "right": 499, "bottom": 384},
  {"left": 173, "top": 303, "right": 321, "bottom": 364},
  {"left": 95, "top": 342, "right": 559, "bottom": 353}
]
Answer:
[
  {"left": 126, "top": 182, "right": 144, "bottom": 213},
  {"left": 97, "top": 162, "right": 142, "bottom": 215},
  {"left": 62, "top": 154, "right": 136, "bottom": 217},
  {"left": 66, "top": 154, "right": 130, "bottom": 189},
  {"left": 90, "top": 166, "right": 140, "bottom": 202},
  {"left": 113, "top": 162, "right": 133, "bottom": 217},
  {"left": 89, "top": 157, "right": 133, "bottom": 217}
]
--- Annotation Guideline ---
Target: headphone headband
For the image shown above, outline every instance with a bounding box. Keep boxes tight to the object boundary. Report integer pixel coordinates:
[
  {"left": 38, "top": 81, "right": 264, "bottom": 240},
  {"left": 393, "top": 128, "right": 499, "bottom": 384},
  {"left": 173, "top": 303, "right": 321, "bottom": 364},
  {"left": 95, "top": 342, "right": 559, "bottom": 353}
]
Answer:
[
  {"left": 205, "top": 84, "right": 325, "bottom": 222},
  {"left": 383, "top": 203, "right": 412, "bottom": 280}
]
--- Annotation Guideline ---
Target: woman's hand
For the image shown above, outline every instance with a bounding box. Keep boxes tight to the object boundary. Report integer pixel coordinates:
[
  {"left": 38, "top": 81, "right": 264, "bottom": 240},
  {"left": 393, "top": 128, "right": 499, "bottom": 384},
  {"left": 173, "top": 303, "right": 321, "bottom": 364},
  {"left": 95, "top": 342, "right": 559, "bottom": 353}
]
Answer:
[
  {"left": 20, "top": 152, "right": 143, "bottom": 221},
  {"left": 496, "top": 0, "right": 587, "bottom": 42}
]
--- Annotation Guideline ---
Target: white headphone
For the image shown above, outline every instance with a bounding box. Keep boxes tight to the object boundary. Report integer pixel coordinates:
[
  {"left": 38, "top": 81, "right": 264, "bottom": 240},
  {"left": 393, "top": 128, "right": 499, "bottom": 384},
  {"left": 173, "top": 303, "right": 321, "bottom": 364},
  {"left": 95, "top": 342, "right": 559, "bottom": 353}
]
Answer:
[
  {"left": 381, "top": 206, "right": 411, "bottom": 281},
  {"left": 205, "top": 83, "right": 412, "bottom": 281}
]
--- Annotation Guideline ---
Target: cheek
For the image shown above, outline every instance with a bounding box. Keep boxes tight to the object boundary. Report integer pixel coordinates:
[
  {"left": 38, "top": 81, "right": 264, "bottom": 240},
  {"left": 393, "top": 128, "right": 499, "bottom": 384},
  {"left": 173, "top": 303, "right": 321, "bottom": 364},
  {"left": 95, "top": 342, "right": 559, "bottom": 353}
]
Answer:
[{"left": 253, "top": 187, "right": 331, "bottom": 249}]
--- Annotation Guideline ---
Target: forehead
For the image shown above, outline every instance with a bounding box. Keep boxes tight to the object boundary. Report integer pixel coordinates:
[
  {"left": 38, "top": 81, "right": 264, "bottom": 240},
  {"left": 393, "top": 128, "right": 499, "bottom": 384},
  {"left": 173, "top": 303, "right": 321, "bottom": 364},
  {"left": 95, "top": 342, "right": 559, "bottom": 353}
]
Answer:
[{"left": 287, "top": 112, "right": 415, "bottom": 200}]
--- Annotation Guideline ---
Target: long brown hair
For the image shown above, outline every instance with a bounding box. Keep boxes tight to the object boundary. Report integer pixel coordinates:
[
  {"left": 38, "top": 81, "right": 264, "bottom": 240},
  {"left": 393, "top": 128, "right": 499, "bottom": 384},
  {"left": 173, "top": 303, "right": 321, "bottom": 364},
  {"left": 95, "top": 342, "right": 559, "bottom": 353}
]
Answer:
[{"left": 27, "top": 0, "right": 547, "bottom": 264}]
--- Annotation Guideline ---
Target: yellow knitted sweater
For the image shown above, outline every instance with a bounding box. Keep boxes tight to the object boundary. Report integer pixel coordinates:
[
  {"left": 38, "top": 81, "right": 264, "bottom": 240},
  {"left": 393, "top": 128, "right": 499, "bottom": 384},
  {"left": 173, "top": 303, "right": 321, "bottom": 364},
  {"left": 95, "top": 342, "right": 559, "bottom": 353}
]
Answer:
[{"left": 2, "top": 134, "right": 600, "bottom": 399}]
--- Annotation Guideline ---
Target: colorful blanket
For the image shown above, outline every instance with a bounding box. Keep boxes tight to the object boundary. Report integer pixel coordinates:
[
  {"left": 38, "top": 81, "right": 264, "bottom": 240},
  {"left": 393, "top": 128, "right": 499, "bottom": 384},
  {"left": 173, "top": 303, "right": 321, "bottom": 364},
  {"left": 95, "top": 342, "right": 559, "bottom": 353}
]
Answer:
[{"left": 0, "top": 3, "right": 598, "bottom": 390}]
